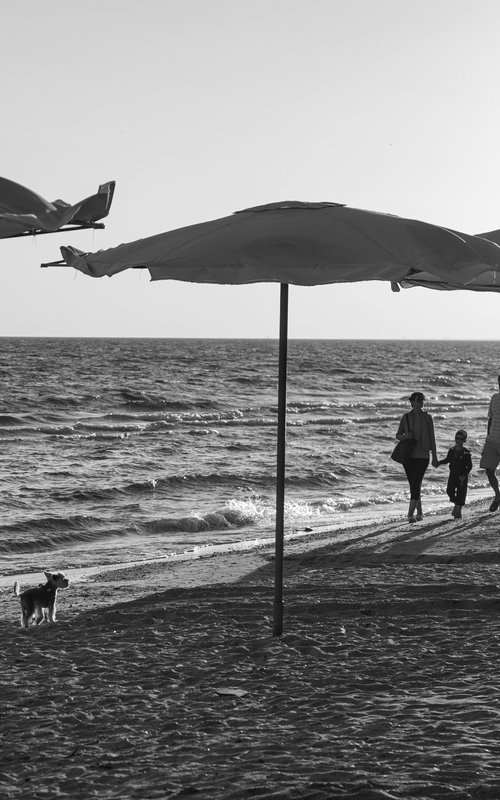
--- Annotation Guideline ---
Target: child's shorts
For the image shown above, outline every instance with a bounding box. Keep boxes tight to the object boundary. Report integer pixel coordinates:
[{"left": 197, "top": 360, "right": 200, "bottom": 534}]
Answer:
[{"left": 480, "top": 437, "right": 500, "bottom": 470}]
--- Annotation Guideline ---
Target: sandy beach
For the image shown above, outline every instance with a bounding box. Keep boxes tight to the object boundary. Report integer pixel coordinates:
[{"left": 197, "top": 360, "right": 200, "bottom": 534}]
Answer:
[{"left": 2, "top": 500, "right": 500, "bottom": 799}]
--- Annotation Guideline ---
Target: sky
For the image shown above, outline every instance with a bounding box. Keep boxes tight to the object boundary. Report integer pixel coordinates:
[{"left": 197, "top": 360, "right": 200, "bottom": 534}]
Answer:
[{"left": 2, "top": 0, "right": 500, "bottom": 339}]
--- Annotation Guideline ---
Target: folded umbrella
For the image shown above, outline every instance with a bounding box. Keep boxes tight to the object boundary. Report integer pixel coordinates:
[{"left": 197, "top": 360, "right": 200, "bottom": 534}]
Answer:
[{"left": 0, "top": 176, "right": 115, "bottom": 239}]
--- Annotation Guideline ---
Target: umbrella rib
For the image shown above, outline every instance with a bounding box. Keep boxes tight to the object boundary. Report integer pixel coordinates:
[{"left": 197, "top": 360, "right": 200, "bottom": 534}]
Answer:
[
  {"left": 334, "top": 215, "right": 499, "bottom": 279},
  {"left": 152, "top": 212, "right": 254, "bottom": 262},
  {"left": 440, "top": 226, "right": 500, "bottom": 265},
  {"left": 108, "top": 212, "right": 255, "bottom": 271}
]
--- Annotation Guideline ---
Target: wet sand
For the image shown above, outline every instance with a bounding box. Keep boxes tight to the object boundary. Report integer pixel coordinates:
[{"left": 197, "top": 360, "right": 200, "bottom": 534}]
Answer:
[{"left": 2, "top": 501, "right": 500, "bottom": 799}]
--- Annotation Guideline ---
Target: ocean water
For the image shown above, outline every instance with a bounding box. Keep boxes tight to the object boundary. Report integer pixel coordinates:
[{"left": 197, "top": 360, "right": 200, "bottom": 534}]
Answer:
[{"left": 0, "top": 337, "right": 497, "bottom": 576}]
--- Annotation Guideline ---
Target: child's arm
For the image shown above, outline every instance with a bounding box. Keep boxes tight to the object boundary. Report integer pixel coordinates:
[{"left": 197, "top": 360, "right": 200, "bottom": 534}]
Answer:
[
  {"left": 457, "top": 451, "right": 473, "bottom": 483},
  {"left": 436, "top": 448, "right": 452, "bottom": 467},
  {"left": 463, "top": 451, "right": 473, "bottom": 475}
]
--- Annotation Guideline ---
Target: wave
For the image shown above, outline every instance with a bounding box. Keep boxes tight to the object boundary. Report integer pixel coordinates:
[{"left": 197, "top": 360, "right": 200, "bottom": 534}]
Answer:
[
  {"left": 286, "top": 401, "right": 351, "bottom": 416},
  {"left": 0, "top": 527, "right": 128, "bottom": 555},
  {"left": 0, "top": 514, "right": 101, "bottom": 535},
  {"left": 40, "top": 395, "right": 83, "bottom": 406},
  {"left": 119, "top": 389, "right": 222, "bottom": 412},
  {"left": 141, "top": 493, "right": 353, "bottom": 534},
  {"left": 144, "top": 505, "right": 263, "bottom": 533},
  {"left": 233, "top": 375, "right": 266, "bottom": 384},
  {"left": 46, "top": 474, "right": 255, "bottom": 503},
  {"left": 220, "top": 416, "right": 275, "bottom": 427},
  {"left": 0, "top": 514, "right": 122, "bottom": 554},
  {"left": 0, "top": 500, "right": 267, "bottom": 554},
  {"left": 73, "top": 421, "right": 144, "bottom": 434},
  {"left": 315, "top": 495, "right": 398, "bottom": 513},
  {"left": 45, "top": 468, "right": 356, "bottom": 505},
  {"left": 187, "top": 428, "right": 222, "bottom": 437},
  {"left": 0, "top": 487, "right": 492, "bottom": 558},
  {"left": 425, "top": 375, "right": 457, "bottom": 386},
  {"left": 0, "top": 414, "right": 25, "bottom": 426}
]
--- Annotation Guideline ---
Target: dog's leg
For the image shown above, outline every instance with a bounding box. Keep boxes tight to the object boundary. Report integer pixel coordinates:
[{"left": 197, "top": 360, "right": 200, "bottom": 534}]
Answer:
[{"left": 20, "top": 599, "right": 30, "bottom": 628}]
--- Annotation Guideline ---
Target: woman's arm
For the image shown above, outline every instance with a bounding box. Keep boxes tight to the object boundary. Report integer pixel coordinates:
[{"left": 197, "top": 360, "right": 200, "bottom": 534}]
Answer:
[
  {"left": 429, "top": 415, "right": 439, "bottom": 467},
  {"left": 395, "top": 414, "right": 408, "bottom": 441}
]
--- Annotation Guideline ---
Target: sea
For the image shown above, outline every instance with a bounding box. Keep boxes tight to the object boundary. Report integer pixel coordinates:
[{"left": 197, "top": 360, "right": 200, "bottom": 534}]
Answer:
[{"left": 0, "top": 337, "right": 497, "bottom": 579}]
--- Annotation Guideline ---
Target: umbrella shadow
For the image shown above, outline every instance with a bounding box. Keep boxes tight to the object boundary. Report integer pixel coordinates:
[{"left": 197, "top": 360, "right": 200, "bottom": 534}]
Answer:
[{"left": 236, "top": 511, "right": 500, "bottom": 585}]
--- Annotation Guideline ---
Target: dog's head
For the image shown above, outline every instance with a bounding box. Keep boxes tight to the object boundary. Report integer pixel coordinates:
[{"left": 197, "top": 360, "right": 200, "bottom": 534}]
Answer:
[{"left": 44, "top": 571, "right": 70, "bottom": 590}]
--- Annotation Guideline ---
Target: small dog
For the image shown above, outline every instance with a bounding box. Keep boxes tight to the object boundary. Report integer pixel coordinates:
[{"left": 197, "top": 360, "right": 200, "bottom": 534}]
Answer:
[{"left": 13, "top": 571, "right": 70, "bottom": 628}]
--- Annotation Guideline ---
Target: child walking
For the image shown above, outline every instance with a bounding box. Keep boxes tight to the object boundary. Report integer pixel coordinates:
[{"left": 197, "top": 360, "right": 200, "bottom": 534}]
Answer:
[{"left": 437, "top": 429, "right": 473, "bottom": 519}]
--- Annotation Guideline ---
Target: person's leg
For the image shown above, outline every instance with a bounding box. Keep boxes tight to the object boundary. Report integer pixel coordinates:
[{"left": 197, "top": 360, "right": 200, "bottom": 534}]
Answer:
[
  {"left": 408, "top": 498, "right": 418, "bottom": 521},
  {"left": 480, "top": 440, "right": 500, "bottom": 510},
  {"left": 404, "top": 461, "right": 418, "bottom": 521},
  {"left": 455, "top": 478, "right": 468, "bottom": 518},
  {"left": 448, "top": 478, "right": 459, "bottom": 516},
  {"left": 455, "top": 479, "right": 467, "bottom": 508},
  {"left": 403, "top": 462, "right": 416, "bottom": 520},
  {"left": 486, "top": 468, "right": 500, "bottom": 495},
  {"left": 486, "top": 469, "right": 500, "bottom": 511},
  {"left": 408, "top": 459, "right": 428, "bottom": 522},
  {"left": 447, "top": 477, "right": 457, "bottom": 504}
]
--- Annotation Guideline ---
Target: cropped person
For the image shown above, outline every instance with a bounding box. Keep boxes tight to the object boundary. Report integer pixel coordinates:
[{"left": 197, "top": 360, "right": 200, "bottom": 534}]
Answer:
[
  {"left": 479, "top": 374, "right": 500, "bottom": 512},
  {"left": 437, "top": 429, "right": 472, "bottom": 519},
  {"left": 396, "top": 392, "right": 439, "bottom": 523}
]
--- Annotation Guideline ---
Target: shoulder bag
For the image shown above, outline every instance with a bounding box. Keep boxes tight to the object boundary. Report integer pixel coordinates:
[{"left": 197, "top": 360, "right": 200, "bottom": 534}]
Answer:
[{"left": 390, "top": 413, "right": 416, "bottom": 464}]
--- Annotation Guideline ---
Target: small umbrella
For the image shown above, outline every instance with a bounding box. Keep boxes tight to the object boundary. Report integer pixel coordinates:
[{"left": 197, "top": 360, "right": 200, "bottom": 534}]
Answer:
[
  {"left": 44, "top": 200, "right": 500, "bottom": 635},
  {"left": 0, "top": 176, "right": 115, "bottom": 239}
]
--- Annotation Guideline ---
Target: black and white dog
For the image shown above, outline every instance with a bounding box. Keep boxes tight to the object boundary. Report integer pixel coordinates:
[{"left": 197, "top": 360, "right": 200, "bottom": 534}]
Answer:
[{"left": 14, "top": 571, "right": 70, "bottom": 628}]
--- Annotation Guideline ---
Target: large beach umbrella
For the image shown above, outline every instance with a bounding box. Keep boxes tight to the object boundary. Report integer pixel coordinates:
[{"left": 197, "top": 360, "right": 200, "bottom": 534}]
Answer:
[
  {"left": 44, "top": 200, "right": 500, "bottom": 635},
  {"left": 0, "top": 176, "right": 115, "bottom": 239}
]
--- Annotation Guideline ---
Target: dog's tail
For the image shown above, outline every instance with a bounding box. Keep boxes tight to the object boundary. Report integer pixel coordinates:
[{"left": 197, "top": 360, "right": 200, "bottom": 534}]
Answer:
[{"left": 13, "top": 581, "right": 21, "bottom": 596}]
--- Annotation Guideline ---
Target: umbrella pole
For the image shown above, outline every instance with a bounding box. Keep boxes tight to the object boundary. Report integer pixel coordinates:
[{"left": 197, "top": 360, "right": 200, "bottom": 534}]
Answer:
[{"left": 273, "top": 282, "right": 288, "bottom": 637}]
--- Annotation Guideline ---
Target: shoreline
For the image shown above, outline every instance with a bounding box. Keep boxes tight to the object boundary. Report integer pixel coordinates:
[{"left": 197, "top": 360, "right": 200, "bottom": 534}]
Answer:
[
  {"left": 2, "top": 493, "right": 498, "bottom": 622},
  {"left": 0, "top": 488, "right": 493, "bottom": 590}
]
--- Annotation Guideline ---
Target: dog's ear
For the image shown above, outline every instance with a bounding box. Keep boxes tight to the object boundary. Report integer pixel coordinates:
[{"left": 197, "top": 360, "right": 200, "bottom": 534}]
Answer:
[{"left": 44, "top": 571, "right": 54, "bottom": 580}]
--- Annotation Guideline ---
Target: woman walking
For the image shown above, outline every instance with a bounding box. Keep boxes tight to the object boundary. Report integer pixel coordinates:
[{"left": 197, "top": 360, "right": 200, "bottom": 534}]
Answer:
[{"left": 396, "top": 392, "right": 439, "bottom": 523}]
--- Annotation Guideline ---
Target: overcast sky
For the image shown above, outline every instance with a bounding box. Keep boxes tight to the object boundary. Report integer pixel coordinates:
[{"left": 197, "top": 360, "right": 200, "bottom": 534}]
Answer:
[{"left": 2, "top": 0, "right": 500, "bottom": 339}]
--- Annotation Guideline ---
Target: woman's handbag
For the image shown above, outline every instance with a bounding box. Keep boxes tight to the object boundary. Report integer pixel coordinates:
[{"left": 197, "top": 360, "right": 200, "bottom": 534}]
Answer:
[{"left": 391, "top": 414, "right": 416, "bottom": 464}]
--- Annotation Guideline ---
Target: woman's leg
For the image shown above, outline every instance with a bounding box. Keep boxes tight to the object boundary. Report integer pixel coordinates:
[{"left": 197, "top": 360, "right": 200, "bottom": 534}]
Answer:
[
  {"left": 403, "top": 462, "right": 417, "bottom": 520},
  {"left": 407, "top": 459, "right": 429, "bottom": 521}
]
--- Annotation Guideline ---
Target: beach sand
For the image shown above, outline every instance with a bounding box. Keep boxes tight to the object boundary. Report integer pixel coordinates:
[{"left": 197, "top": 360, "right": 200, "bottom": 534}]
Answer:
[{"left": 2, "top": 501, "right": 500, "bottom": 799}]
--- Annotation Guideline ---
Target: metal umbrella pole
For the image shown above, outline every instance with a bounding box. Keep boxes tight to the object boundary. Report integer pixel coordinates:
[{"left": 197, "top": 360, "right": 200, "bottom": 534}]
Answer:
[{"left": 273, "top": 282, "right": 289, "bottom": 637}]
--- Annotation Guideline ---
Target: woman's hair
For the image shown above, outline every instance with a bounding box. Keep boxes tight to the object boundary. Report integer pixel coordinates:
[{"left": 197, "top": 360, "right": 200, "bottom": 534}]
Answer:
[{"left": 409, "top": 392, "right": 425, "bottom": 403}]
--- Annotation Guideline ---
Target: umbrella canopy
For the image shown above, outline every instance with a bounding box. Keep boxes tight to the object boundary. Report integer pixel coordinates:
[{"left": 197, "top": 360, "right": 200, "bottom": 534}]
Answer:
[
  {"left": 0, "top": 176, "right": 115, "bottom": 239},
  {"left": 45, "top": 200, "right": 500, "bottom": 635},
  {"left": 53, "top": 200, "right": 500, "bottom": 289}
]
